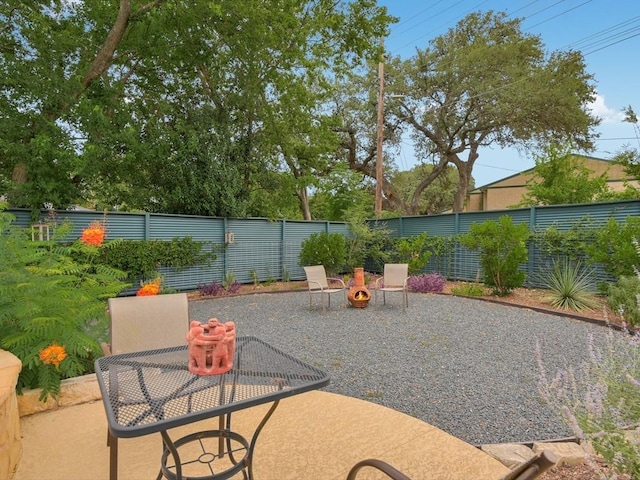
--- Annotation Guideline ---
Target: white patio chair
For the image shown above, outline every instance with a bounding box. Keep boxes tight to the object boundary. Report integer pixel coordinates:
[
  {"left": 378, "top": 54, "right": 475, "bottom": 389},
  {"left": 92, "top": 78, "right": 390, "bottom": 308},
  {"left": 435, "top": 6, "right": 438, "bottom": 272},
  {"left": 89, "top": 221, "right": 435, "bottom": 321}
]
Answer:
[
  {"left": 303, "top": 265, "right": 347, "bottom": 313},
  {"left": 375, "top": 263, "right": 409, "bottom": 312}
]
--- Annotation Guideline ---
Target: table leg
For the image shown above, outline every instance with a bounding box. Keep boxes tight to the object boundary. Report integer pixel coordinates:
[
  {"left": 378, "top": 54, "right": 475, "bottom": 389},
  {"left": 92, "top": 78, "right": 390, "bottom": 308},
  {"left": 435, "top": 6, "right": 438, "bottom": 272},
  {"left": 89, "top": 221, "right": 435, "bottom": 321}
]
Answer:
[
  {"left": 246, "top": 400, "right": 280, "bottom": 480},
  {"left": 218, "top": 415, "right": 225, "bottom": 457},
  {"left": 109, "top": 432, "right": 118, "bottom": 480}
]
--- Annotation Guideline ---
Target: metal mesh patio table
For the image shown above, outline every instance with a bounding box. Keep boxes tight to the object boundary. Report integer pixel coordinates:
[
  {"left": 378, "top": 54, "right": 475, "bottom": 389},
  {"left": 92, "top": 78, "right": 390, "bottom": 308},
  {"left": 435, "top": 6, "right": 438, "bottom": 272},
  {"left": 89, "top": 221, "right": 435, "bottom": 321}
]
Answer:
[{"left": 95, "top": 336, "right": 330, "bottom": 480}]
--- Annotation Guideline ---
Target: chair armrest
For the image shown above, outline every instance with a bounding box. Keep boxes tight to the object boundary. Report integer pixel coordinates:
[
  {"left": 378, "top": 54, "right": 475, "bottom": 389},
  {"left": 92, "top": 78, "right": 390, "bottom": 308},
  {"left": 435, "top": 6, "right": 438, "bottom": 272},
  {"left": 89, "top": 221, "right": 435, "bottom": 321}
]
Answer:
[
  {"left": 346, "top": 459, "right": 411, "bottom": 480},
  {"left": 307, "top": 280, "right": 323, "bottom": 291},
  {"left": 327, "top": 277, "right": 346, "bottom": 288},
  {"left": 375, "top": 277, "right": 384, "bottom": 289}
]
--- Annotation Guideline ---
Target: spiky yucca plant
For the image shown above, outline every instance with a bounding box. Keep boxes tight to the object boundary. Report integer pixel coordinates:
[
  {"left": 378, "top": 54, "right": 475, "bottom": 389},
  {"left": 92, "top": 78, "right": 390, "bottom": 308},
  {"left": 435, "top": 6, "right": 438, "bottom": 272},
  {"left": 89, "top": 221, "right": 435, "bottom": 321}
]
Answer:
[{"left": 544, "top": 258, "right": 598, "bottom": 311}]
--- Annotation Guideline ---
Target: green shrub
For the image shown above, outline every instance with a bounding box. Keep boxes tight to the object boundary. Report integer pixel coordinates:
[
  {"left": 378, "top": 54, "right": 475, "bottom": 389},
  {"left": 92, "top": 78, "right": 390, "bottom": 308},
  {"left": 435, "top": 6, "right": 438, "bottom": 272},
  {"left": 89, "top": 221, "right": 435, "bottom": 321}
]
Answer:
[
  {"left": 0, "top": 207, "right": 129, "bottom": 400},
  {"left": 537, "top": 330, "right": 640, "bottom": 478},
  {"left": 97, "top": 237, "right": 214, "bottom": 280},
  {"left": 450, "top": 282, "right": 486, "bottom": 297},
  {"left": 543, "top": 258, "right": 598, "bottom": 311},
  {"left": 532, "top": 219, "right": 597, "bottom": 262},
  {"left": 345, "top": 219, "right": 392, "bottom": 272},
  {"left": 607, "top": 276, "right": 640, "bottom": 327},
  {"left": 459, "top": 215, "right": 530, "bottom": 296},
  {"left": 392, "top": 233, "right": 433, "bottom": 275},
  {"left": 586, "top": 217, "right": 640, "bottom": 278},
  {"left": 299, "top": 232, "right": 347, "bottom": 276}
]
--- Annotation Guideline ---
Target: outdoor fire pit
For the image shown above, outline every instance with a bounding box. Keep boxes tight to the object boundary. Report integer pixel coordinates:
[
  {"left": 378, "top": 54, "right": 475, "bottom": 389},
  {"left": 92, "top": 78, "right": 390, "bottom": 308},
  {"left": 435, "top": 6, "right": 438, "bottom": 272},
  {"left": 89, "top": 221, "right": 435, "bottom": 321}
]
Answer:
[{"left": 348, "top": 267, "right": 371, "bottom": 308}]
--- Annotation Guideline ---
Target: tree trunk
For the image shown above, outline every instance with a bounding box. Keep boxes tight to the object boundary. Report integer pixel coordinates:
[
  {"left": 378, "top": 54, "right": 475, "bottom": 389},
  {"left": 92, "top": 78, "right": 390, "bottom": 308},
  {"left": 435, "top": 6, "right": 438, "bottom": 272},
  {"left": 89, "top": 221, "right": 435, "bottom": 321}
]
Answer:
[
  {"left": 297, "top": 187, "right": 312, "bottom": 220},
  {"left": 80, "top": 0, "right": 132, "bottom": 90},
  {"left": 12, "top": 162, "right": 27, "bottom": 184},
  {"left": 450, "top": 149, "right": 479, "bottom": 212},
  {"left": 410, "top": 155, "right": 450, "bottom": 214}
]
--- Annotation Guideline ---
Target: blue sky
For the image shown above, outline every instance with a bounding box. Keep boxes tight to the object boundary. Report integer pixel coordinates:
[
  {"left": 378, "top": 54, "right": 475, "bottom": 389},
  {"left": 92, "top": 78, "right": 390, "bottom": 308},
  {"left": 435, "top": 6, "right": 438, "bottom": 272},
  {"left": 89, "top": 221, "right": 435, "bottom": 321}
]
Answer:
[{"left": 376, "top": 0, "right": 640, "bottom": 187}]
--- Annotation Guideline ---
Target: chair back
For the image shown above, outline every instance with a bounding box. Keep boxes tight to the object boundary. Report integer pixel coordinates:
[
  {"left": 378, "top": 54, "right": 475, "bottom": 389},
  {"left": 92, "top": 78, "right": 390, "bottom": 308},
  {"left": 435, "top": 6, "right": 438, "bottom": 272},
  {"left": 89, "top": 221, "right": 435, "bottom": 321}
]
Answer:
[
  {"left": 304, "top": 265, "right": 329, "bottom": 290},
  {"left": 108, "top": 293, "right": 189, "bottom": 355},
  {"left": 383, "top": 264, "right": 408, "bottom": 287}
]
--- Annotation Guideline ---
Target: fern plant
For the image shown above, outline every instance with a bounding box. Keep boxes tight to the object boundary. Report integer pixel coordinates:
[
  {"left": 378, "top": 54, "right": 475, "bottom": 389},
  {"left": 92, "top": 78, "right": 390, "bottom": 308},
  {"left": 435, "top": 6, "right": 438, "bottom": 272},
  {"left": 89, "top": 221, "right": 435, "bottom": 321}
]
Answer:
[{"left": 0, "top": 206, "right": 129, "bottom": 400}]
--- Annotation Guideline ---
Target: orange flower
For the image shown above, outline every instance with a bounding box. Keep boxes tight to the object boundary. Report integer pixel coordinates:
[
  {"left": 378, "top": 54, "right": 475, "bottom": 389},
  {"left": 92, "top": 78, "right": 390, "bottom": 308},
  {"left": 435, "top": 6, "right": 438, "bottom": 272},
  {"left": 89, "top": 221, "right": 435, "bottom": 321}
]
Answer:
[
  {"left": 137, "top": 278, "right": 161, "bottom": 296},
  {"left": 80, "top": 221, "right": 105, "bottom": 247},
  {"left": 39, "top": 344, "right": 67, "bottom": 367}
]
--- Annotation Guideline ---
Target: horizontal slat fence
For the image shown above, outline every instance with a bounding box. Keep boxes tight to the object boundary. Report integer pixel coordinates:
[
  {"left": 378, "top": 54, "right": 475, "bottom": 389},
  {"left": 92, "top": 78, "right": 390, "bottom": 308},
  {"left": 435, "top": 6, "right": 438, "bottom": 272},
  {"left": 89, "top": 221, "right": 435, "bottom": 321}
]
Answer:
[{"left": 9, "top": 199, "right": 639, "bottom": 293}]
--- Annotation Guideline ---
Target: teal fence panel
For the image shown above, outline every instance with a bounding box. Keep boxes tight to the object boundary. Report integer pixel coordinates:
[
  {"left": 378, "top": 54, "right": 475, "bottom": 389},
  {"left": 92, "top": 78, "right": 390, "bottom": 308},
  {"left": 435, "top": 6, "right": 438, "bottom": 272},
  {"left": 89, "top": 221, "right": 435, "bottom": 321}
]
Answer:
[{"left": 8, "top": 198, "right": 640, "bottom": 293}]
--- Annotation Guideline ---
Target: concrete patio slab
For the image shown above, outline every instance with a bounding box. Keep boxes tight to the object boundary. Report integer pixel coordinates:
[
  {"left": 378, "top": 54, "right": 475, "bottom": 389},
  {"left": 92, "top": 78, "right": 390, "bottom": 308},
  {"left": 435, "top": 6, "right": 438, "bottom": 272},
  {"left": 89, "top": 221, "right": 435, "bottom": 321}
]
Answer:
[{"left": 14, "top": 390, "right": 510, "bottom": 480}]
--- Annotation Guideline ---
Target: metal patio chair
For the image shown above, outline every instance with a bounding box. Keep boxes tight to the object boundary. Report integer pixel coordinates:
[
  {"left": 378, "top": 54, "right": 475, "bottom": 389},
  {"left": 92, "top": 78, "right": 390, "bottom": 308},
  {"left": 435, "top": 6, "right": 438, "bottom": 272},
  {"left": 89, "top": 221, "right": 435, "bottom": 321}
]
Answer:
[
  {"left": 103, "top": 293, "right": 193, "bottom": 479},
  {"left": 346, "top": 450, "right": 558, "bottom": 480},
  {"left": 104, "top": 292, "right": 190, "bottom": 355},
  {"left": 303, "top": 265, "right": 347, "bottom": 313},
  {"left": 375, "top": 263, "right": 409, "bottom": 312}
]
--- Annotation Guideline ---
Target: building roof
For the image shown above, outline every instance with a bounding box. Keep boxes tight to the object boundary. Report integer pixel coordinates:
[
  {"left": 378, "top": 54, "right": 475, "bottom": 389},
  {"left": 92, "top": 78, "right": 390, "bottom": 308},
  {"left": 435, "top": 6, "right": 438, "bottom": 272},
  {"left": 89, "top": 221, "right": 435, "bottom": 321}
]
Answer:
[{"left": 469, "top": 154, "right": 618, "bottom": 192}]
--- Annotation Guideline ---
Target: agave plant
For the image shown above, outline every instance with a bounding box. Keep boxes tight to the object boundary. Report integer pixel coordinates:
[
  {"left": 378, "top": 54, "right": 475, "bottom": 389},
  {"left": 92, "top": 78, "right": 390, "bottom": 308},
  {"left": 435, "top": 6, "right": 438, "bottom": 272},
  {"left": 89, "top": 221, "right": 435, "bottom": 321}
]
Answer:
[{"left": 544, "top": 258, "right": 598, "bottom": 311}]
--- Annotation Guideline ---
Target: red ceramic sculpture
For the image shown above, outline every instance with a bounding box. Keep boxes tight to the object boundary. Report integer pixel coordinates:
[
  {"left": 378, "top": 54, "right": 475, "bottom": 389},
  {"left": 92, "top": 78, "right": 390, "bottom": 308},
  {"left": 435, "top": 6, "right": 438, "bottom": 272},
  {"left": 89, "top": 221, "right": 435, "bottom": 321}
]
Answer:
[{"left": 186, "top": 318, "right": 236, "bottom": 375}]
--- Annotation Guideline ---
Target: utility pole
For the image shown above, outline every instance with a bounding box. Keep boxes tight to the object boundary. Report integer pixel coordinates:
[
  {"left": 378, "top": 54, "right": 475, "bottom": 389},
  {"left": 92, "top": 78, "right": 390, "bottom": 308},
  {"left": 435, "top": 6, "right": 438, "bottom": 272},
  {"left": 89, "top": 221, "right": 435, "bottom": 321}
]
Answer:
[{"left": 375, "top": 47, "right": 385, "bottom": 218}]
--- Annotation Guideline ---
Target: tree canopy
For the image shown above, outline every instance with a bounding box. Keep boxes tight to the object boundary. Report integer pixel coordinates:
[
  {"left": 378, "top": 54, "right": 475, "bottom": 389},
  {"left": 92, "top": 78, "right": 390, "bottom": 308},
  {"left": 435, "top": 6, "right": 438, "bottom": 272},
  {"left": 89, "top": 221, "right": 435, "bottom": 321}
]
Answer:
[
  {"left": 516, "top": 143, "right": 609, "bottom": 207},
  {"left": 1, "top": 5, "right": 614, "bottom": 219},
  {"left": 1, "top": 0, "right": 393, "bottom": 216},
  {"left": 384, "top": 11, "right": 600, "bottom": 212}
]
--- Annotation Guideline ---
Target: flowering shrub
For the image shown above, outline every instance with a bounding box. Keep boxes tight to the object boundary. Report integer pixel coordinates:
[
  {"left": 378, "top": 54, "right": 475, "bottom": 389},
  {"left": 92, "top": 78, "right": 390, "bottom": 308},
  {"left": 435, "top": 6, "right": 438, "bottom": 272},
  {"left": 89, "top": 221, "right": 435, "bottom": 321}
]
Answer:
[
  {"left": 0, "top": 207, "right": 129, "bottom": 400},
  {"left": 39, "top": 344, "right": 68, "bottom": 367},
  {"left": 537, "top": 329, "right": 640, "bottom": 478},
  {"left": 407, "top": 273, "right": 446, "bottom": 293},
  {"left": 80, "top": 220, "right": 106, "bottom": 247},
  {"left": 137, "top": 277, "right": 162, "bottom": 296},
  {"left": 198, "top": 280, "right": 241, "bottom": 296}
]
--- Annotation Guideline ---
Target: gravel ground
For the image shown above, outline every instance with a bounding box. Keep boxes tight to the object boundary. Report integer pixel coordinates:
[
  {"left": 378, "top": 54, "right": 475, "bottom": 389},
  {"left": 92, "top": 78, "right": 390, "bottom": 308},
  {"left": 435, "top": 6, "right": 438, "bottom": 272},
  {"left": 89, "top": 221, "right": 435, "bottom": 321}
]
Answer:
[{"left": 189, "top": 291, "right": 624, "bottom": 446}]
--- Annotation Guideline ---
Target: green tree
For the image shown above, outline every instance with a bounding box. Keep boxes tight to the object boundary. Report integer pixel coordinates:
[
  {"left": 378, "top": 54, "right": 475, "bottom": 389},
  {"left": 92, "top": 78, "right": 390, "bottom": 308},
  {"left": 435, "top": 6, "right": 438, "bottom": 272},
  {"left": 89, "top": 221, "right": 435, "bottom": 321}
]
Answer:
[
  {"left": 332, "top": 63, "right": 408, "bottom": 215},
  {"left": 310, "top": 166, "right": 375, "bottom": 221},
  {"left": 391, "top": 164, "right": 464, "bottom": 214},
  {"left": 385, "top": 11, "right": 599, "bottom": 212},
  {"left": 601, "top": 106, "right": 640, "bottom": 201},
  {"left": 1, "top": 1, "right": 394, "bottom": 217},
  {"left": 517, "top": 143, "right": 610, "bottom": 206},
  {"left": 299, "top": 232, "right": 347, "bottom": 276}
]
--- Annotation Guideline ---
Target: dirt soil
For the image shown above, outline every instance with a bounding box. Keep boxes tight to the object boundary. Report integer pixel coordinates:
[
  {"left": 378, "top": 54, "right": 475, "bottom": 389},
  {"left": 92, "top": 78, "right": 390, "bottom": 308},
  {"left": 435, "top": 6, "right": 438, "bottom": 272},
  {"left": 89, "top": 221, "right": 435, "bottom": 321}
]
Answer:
[{"left": 191, "top": 280, "right": 629, "bottom": 479}]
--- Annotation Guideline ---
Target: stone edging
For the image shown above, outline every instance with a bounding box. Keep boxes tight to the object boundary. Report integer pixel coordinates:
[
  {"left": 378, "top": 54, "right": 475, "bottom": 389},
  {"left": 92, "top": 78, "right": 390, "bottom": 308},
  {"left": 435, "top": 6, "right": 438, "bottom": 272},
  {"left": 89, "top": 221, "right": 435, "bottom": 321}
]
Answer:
[{"left": 17, "top": 373, "right": 101, "bottom": 417}]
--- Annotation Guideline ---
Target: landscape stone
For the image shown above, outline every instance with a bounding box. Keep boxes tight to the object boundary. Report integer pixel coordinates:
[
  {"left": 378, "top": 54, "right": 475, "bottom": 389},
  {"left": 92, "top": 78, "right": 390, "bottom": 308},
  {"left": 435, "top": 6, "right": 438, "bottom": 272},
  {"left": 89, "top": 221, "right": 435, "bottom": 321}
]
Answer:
[{"left": 481, "top": 443, "right": 535, "bottom": 468}]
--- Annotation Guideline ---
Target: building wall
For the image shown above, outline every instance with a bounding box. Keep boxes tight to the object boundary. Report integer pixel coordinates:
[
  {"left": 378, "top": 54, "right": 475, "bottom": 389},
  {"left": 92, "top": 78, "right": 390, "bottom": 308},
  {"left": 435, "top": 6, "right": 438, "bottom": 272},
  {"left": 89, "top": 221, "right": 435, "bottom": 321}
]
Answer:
[{"left": 465, "top": 156, "right": 637, "bottom": 212}]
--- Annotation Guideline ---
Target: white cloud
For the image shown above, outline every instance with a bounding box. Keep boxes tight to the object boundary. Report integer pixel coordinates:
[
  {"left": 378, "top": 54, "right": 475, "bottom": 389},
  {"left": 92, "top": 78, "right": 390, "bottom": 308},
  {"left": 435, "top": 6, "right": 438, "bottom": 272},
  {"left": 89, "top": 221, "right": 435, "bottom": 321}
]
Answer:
[{"left": 587, "top": 93, "right": 626, "bottom": 123}]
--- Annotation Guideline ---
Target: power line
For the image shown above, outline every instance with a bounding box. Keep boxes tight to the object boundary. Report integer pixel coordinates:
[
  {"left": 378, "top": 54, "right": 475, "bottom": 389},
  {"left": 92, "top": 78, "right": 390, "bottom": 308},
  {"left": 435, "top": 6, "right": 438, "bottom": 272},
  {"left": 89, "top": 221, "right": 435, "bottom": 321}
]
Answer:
[{"left": 524, "top": 0, "right": 592, "bottom": 30}]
